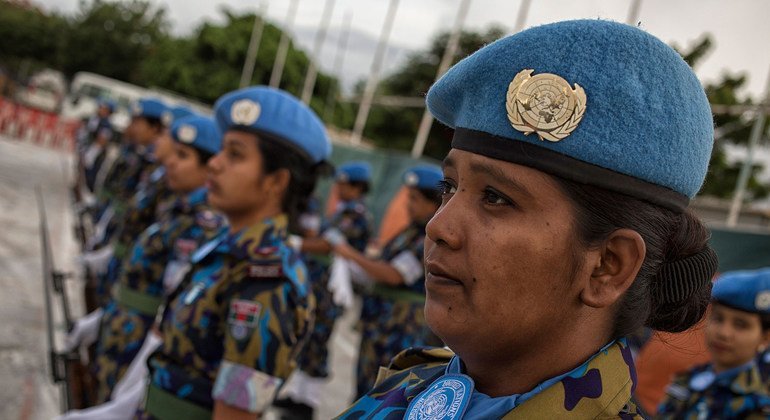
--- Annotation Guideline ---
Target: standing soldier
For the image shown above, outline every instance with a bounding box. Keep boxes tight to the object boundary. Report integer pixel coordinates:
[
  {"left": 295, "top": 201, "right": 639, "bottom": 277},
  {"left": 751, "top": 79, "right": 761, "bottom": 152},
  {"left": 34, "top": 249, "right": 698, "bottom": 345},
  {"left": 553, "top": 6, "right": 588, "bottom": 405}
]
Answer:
[
  {"left": 137, "top": 86, "right": 331, "bottom": 419},
  {"left": 91, "top": 115, "right": 226, "bottom": 403},
  {"left": 333, "top": 164, "right": 444, "bottom": 399}
]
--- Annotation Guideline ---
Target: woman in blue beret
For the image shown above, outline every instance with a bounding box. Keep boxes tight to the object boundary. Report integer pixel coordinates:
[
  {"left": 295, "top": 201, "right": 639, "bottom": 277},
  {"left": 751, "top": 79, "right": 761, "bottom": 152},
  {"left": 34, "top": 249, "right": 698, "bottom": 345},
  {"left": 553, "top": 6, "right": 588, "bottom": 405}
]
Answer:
[
  {"left": 137, "top": 86, "right": 330, "bottom": 419},
  {"left": 338, "top": 19, "right": 720, "bottom": 419},
  {"left": 333, "top": 164, "right": 445, "bottom": 399},
  {"left": 89, "top": 115, "right": 226, "bottom": 404},
  {"left": 657, "top": 269, "right": 770, "bottom": 418}
]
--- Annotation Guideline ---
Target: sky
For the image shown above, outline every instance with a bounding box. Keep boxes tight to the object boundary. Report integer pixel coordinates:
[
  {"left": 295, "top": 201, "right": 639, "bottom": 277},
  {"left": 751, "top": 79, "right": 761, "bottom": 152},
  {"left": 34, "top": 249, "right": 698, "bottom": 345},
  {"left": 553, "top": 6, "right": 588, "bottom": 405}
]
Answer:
[{"left": 39, "top": 0, "right": 770, "bottom": 99}]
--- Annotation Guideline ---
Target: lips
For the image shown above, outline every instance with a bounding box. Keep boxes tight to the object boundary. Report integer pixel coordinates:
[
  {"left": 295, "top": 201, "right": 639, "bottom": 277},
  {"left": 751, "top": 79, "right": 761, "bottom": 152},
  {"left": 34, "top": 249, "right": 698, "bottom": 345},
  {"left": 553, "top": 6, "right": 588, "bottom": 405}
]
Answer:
[
  {"left": 425, "top": 260, "right": 464, "bottom": 286},
  {"left": 708, "top": 341, "right": 731, "bottom": 353}
]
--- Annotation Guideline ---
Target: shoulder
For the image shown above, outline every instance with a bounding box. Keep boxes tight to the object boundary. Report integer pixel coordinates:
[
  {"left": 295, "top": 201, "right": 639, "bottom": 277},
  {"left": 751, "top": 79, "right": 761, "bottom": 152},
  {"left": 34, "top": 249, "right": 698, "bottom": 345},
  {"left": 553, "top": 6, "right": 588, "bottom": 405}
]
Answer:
[{"left": 374, "top": 346, "right": 453, "bottom": 387}]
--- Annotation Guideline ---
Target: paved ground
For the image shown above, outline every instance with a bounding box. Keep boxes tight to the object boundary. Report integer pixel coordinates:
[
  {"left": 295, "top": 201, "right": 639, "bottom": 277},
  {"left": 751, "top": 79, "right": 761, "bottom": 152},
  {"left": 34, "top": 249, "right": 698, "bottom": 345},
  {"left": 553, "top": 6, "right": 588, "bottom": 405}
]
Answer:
[{"left": 0, "top": 135, "right": 359, "bottom": 419}]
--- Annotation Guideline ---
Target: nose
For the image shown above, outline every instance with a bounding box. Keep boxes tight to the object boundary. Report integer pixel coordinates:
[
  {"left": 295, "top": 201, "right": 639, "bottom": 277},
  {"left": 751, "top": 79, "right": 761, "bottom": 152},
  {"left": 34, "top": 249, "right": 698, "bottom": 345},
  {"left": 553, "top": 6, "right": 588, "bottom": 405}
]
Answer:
[
  {"left": 425, "top": 195, "right": 463, "bottom": 251},
  {"left": 208, "top": 151, "right": 223, "bottom": 173}
]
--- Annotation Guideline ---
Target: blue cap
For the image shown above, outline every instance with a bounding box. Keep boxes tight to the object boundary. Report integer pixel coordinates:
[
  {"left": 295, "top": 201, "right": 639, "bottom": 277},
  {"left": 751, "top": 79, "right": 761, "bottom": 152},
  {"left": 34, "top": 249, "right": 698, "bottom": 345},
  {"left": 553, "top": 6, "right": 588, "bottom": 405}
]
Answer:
[
  {"left": 170, "top": 105, "right": 196, "bottom": 124},
  {"left": 713, "top": 268, "right": 770, "bottom": 314},
  {"left": 132, "top": 98, "right": 171, "bottom": 125},
  {"left": 98, "top": 99, "right": 116, "bottom": 113},
  {"left": 170, "top": 115, "right": 222, "bottom": 155},
  {"left": 336, "top": 161, "right": 372, "bottom": 183},
  {"left": 213, "top": 86, "right": 331, "bottom": 164},
  {"left": 426, "top": 19, "right": 714, "bottom": 212},
  {"left": 404, "top": 164, "right": 443, "bottom": 190}
]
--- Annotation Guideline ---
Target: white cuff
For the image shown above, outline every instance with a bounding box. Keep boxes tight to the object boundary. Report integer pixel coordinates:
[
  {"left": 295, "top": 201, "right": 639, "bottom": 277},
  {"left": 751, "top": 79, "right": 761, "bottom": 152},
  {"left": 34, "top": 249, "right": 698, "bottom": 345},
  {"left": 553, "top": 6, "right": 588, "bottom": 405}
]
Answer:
[
  {"left": 213, "top": 361, "right": 283, "bottom": 413},
  {"left": 391, "top": 251, "right": 424, "bottom": 286}
]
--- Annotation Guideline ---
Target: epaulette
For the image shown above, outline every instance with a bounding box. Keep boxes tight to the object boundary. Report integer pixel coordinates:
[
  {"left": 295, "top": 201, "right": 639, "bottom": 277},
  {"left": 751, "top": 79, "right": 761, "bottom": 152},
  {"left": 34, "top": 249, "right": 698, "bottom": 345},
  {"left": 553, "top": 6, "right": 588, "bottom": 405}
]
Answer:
[{"left": 374, "top": 346, "right": 454, "bottom": 386}]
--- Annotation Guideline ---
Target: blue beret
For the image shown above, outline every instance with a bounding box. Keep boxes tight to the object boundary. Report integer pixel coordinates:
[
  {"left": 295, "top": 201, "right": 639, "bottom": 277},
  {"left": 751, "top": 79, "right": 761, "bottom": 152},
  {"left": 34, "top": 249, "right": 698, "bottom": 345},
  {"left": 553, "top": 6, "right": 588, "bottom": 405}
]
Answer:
[
  {"left": 170, "top": 105, "right": 196, "bottom": 124},
  {"left": 336, "top": 161, "right": 372, "bottom": 183},
  {"left": 712, "top": 268, "right": 770, "bottom": 314},
  {"left": 132, "top": 98, "right": 171, "bottom": 124},
  {"left": 404, "top": 164, "right": 443, "bottom": 190},
  {"left": 213, "top": 86, "right": 331, "bottom": 164},
  {"left": 170, "top": 115, "right": 222, "bottom": 155},
  {"left": 426, "top": 19, "right": 714, "bottom": 212}
]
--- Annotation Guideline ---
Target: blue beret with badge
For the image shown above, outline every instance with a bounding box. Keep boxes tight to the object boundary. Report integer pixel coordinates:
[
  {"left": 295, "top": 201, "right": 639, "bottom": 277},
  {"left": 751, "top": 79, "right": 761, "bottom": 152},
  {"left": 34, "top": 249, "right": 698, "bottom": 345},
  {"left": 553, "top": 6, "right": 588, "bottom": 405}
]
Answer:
[
  {"left": 213, "top": 86, "right": 331, "bottom": 165},
  {"left": 170, "top": 105, "right": 196, "bottom": 124},
  {"left": 426, "top": 19, "right": 714, "bottom": 212},
  {"left": 404, "top": 164, "right": 443, "bottom": 191},
  {"left": 336, "top": 161, "right": 372, "bottom": 183},
  {"left": 171, "top": 115, "right": 222, "bottom": 155},
  {"left": 712, "top": 268, "right": 770, "bottom": 314},
  {"left": 132, "top": 98, "right": 171, "bottom": 125}
]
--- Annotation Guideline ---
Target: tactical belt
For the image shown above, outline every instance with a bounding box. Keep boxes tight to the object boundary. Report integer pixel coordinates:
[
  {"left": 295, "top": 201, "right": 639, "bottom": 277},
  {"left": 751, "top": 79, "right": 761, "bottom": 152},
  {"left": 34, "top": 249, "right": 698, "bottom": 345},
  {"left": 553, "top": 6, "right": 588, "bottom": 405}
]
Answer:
[
  {"left": 372, "top": 284, "right": 425, "bottom": 303},
  {"left": 116, "top": 286, "right": 163, "bottom": 317},
  {"left": 145, "top": 383, "right": 211, "bottom": 420}
]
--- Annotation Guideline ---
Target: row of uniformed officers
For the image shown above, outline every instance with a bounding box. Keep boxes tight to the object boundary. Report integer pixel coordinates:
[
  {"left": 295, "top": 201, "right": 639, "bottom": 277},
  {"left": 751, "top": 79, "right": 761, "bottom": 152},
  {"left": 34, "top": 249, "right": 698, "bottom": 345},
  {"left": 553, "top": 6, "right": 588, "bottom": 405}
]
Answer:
[{"left": 59, "top": 18, "right": 770, "bottom": 419}]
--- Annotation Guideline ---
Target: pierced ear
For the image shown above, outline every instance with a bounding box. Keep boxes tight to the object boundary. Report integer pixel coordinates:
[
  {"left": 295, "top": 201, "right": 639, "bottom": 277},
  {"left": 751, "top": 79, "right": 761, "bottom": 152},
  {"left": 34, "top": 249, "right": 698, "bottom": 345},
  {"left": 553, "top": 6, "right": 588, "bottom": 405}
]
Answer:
[{"left": 581, "top": 229, "right": 646, "bottom": 309}]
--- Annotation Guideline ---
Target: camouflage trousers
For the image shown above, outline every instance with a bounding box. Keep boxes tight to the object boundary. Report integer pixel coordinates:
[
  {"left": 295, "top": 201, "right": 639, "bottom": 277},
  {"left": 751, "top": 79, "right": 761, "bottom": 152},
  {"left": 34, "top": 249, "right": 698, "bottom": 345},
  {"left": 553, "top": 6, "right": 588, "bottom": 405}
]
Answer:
[
  {"left": 355, "top": 295, "right": 442, "bottom": 399},
  {"left": 297, "top": 271, "right": 341, "bottom": 378}
]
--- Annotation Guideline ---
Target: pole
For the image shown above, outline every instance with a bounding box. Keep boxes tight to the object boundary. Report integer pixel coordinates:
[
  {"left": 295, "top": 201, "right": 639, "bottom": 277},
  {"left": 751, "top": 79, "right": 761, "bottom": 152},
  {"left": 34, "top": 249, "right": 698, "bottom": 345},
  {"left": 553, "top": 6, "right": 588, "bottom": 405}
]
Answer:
[
  {"left": 323, "top": 11, "right": 352, "bottom": 122},
  {"left": 726, "top": 65, "right": 770, "bottom": 227},
  {"left": 411, "top": 0, "right": 472, "bottom": 158},
  {"left": 301, "top": 0, "right": 336, "bottom": 104},
  {"left": 513, "top": 0, "right": 532, "bottom": 34},
  {"left": 350, "top": 0, "right": 399, "bottom": 145},
  {"left": 269, "top": 0, "right": 300, "bottom": 89},
  {"left": 239, "top": 1, "right": 268, "bottom": 89},
  {"left": 626, "top": 0, "right": 643, "bottom": 25}
]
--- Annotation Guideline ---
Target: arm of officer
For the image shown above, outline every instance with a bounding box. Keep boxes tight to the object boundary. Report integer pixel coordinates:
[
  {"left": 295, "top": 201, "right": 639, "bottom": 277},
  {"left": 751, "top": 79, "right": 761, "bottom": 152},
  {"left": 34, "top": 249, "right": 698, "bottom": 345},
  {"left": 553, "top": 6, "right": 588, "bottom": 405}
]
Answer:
[
  {"left": 334, "top": 242, "right": 405, "bottom": 286},
  {"left": 213, "top": 400, "right": 260, "bottom": 420}
]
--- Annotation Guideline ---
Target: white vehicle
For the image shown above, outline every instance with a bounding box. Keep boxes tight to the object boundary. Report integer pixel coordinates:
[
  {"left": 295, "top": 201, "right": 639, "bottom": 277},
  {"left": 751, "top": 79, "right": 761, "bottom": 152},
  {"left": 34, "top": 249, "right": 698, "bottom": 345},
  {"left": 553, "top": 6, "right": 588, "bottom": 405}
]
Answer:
[
  {"left": 15, "top": 69, "right": 67, "bottom": 113},
  {"left": 60, "top": 72, "right": 212, "bottom": 132}
]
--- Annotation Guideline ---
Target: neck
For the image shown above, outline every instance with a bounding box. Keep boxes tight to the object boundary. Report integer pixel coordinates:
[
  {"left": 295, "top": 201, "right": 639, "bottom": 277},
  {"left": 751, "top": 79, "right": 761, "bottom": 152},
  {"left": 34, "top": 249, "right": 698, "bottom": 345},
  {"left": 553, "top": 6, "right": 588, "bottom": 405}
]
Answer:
[
  {"left": 227, "top": 205, "right": 282, "bottom": 233},
  {"left": 460, "top": 313, "right": 611, "bottom": 397}
]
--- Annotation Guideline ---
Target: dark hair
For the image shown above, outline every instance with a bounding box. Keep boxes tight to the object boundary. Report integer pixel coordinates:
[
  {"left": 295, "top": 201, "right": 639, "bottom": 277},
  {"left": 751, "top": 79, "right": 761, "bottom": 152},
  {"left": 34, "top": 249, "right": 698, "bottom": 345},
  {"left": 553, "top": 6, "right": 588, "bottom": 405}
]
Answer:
[
  {"left": 713, "top": 301, "right": 770, "bottom": 332},
  {"left": 256, "top": 136, "right": 326, "bottom": 234},
  {"left": 762, "top": 314, "right": 770, "bottom": 332},
  {"left": 142, "top": 116, "right": 165, "bottom": 131},
  {"left": 189, "top": 147, "right": 214, "bottom": 165},
  {"left": 555, "top": 178, "right": 713, "bottom": 337},
  {"left": 348, "top": 180, "right": 370, "bottom": 195}
]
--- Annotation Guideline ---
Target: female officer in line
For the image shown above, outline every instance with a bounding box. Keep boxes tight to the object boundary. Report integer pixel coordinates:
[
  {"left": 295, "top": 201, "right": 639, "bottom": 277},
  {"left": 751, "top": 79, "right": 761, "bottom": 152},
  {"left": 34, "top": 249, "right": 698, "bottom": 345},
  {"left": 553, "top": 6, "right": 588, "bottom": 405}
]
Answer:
[
  {"left": 657, "top": 269, "right": 770, "bottom": 418},
  {"left": 137, "top": 86, "right": 331, "bottom": 419},
  {"left": 91, "top": 115, "right": 226, "bottom": 403},
  {"left": 333, "top": 165, "right": 445, "bottom": 399},
  {"left": 337, "top": 19, "right": 719, "bottom": 418}
]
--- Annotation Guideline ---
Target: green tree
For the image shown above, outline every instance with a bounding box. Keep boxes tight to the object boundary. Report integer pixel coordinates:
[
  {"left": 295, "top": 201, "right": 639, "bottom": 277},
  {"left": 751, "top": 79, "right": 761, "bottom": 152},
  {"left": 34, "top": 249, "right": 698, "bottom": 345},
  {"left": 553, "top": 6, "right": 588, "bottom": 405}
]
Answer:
[{"left": 0, "top": 2, "right": 69, "bottom": 75}]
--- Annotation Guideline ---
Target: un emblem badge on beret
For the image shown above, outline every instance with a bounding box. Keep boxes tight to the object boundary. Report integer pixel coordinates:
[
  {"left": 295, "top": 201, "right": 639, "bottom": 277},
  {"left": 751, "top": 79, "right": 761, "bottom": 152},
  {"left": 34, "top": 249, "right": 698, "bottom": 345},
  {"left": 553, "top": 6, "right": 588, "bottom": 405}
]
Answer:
[
  {"left": 756, "top": 291, "right": 770, "bottom": 311},
  {"left": 506, "top": 69, "right": 587, "bottom": 142},
  {"left": 178, "top": 124, "right": 197, "bottom": 144},
  {"left": 231, "top": 99, "right": 261, "bottom": 126},
  {"left": 404, "top": 172, "right": 419, "bottom": 187}
]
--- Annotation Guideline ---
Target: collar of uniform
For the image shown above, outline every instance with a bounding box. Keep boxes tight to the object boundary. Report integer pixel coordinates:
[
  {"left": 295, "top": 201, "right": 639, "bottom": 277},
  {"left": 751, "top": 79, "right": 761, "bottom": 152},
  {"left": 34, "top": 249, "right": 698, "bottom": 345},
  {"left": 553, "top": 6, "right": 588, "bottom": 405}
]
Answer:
[
  {"left": 726, "top": 362, "right": 765, "bottom": 395},
  {"left": 229, "top": 214, "right": 289, "bottom": 260},
  {"left": 184, "top": 187, "right": 208, "bottom": 208},
  {"left": 500, "top": 339, "right": 638, "bottom": 419}
]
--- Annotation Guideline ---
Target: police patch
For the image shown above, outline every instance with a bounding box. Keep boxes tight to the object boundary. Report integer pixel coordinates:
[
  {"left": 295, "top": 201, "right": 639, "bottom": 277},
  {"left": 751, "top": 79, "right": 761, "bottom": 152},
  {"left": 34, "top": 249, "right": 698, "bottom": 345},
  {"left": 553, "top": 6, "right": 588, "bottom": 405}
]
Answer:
[
  {"left": 406, "top": 374, "right": 473, "bottom": 420},
  {"left": 228, "top": 299, "right": 261, "bottom": 340}
]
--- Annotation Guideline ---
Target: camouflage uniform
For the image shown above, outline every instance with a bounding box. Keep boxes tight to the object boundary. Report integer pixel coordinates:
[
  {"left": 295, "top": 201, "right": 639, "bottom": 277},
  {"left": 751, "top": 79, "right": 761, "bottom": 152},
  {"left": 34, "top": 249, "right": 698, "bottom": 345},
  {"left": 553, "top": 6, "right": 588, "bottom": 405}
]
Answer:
[
  {"left": 138, "top": 214, "right": 314, "bottom": 418},
  {"left": 337, "top": 340, "right": 642, "bottom": 418},
  {"left": 657, "top": 362, "right": 770, "bottom": 419},
  {"left": 356, "top": 221, "right": 443, "bottom": 398},
  {"left": 299, "top": 199, "right": 373, "bottom": 378},
  {"left": 92, "top": 187, "right": 225, "bottom": 403}
]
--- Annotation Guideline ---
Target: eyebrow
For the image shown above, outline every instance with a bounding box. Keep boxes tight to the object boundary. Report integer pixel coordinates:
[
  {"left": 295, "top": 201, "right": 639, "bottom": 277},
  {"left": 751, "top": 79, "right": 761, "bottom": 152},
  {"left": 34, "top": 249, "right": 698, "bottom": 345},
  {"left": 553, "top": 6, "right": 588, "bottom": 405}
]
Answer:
[{"left": 445, "top": 155, "right": 535, "bottom": 200}]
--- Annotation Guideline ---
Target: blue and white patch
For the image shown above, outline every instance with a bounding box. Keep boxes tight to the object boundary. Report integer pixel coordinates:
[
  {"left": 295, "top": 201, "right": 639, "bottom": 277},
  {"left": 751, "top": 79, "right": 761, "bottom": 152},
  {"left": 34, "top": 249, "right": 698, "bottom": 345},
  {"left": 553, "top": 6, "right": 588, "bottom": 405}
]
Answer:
[
  {"left": 689, "top": 370, "right": 715, "bottom": 392},
  {"left": 183, "top": 281, "right": 207, "bottom": 305},
  {"left": 406, "top": 374, "right": 473, "bottom": 420}
]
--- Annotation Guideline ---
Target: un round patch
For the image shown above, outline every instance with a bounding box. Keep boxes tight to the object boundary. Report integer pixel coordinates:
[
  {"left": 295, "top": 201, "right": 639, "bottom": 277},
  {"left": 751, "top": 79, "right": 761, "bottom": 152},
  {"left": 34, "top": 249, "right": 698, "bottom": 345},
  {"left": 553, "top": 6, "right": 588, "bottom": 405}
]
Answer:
[
  {"left": 756, "top": 291, "right": 770, "bottom": 311},
  {"left": 178, "top": 124, "right": 197, "bottom": 143},
  {"left": 231, "top": 99, "right": 261, "bottom": 125},
  {"left": 404, "top": 172, "right": 419, "bottom": 187},
  {"left": 406, "top": 374, "right": 473, "bottom": 420}
]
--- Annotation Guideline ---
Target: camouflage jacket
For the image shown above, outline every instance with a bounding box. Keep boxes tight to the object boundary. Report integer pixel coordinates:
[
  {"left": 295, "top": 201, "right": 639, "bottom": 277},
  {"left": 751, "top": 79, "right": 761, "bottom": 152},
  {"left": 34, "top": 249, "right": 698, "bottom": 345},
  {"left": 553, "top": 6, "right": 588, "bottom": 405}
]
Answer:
[
  {"left": 325, "top": 199, "right": 373, "bottom": 253},
  {"left": 337, "top": 340, "right": 642, "bottom": 419},
  {"left": 657, "top": 361, "right": 770, "bottom": 419},
  {"left": 146, "top": 214, "right": 314, "bottom": 414}
]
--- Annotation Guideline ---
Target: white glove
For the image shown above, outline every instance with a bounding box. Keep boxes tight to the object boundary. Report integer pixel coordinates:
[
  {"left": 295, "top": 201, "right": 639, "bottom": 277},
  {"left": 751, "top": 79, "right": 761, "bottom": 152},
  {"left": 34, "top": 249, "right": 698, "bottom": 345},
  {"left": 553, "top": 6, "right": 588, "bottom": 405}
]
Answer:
[
  {"left": 53, "top": 373, "right": 146, "bottom": 420},
  {"left": 162, "top": 260, "right": 191, "bottom": 294},
  {"left": 63, "top": 308, "right": 104, "bottom": 364},
  {"left": 77, "top": 244, "right": 114, "bottom": 275},
  {"left": 348, "top": 260, "right": 375, "bottom": 289},
  {"left": 277, "top": 370, "right": 325, "bottom": 409},
  {"left": 287, "top": 234, "right": 304, "bottom": 252},
  {"left": 112, "top": 331, "right": 161, "bottom": 398},
  {"left": 328, "top": 256, "right": 354, "bottom": 309},
  {"left": 86, "top": 206, "right": 115, "bottom": 249},
  {"left": 322, "top": 228, "right": 346, "bottom": 247}
]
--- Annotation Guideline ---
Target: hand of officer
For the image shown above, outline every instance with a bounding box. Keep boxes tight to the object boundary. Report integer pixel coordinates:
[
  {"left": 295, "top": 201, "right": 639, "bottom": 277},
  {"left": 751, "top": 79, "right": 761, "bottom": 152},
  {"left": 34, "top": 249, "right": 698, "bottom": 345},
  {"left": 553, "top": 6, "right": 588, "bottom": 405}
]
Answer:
[
  {"left": 77, "top": 245, "right": 114, "bottom": 275},
  {"left": 328, "top": 257, "right": 354, "bottom": 309},
  {"left": 63, "top": 308, "right": 104, "bottom": 355}
]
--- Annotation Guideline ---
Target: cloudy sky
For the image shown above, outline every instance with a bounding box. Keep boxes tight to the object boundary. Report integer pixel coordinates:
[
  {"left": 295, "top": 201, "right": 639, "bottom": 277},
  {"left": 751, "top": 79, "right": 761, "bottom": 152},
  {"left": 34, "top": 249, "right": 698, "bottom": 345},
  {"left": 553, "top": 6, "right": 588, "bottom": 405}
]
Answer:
[{"left": 39, "top": 0, "right": 770, "bottom": 98}]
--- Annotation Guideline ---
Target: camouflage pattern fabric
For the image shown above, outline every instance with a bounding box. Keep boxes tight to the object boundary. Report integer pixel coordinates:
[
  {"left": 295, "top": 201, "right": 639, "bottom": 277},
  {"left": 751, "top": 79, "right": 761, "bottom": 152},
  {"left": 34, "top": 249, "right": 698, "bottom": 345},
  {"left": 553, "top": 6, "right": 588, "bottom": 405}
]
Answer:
[
  {"left": 92, "top": 188, "right": 226, "bottom": 403},
  {"left": 355, "top": 221, "right": 442, "bottom": 398},
  {"left": 338, "top": 341, "right": 643, "bottom": 419},
  {"left": 299, "top": 199, "right": 373, "bottom": 378},
  {"left": 138, "top": 214, "right": 314, "bottom": 416},
  {"left": 657, "top": 362, "right": 770, "bottom": 419}
]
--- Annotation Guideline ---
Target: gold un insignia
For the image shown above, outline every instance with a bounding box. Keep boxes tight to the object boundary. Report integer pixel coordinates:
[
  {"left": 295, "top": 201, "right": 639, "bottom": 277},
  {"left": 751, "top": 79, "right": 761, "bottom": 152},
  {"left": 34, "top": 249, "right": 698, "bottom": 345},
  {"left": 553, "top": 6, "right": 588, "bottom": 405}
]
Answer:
[{"left": 506, "top": 69, "right": 587, "bottom": 142}]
